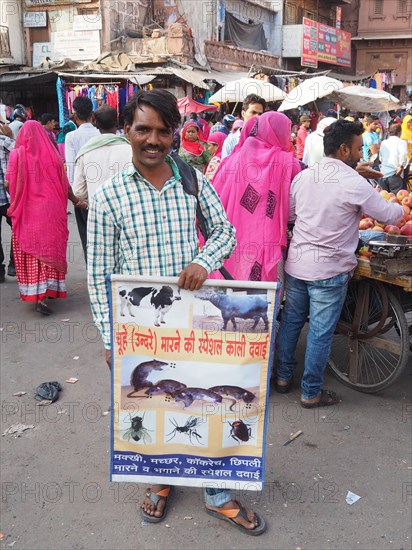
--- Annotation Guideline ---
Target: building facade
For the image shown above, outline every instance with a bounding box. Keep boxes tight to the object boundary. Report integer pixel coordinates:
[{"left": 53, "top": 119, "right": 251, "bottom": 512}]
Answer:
[
  {"left": 343, "top": 0, "right": 412, "bottom": 102},
  {"left": 0, "top": 0, "right": 26, "bottom": 68}
]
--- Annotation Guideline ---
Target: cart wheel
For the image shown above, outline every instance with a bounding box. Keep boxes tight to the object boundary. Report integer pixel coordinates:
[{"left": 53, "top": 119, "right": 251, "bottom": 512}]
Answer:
[{"left": 328, "top": 280, "right": 410, "bottom": 393}]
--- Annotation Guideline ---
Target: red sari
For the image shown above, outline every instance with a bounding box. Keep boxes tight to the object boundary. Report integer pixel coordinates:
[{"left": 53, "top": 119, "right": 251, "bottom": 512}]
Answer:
[{"left": 7, "top": 121, "right": 69, "bottom": 302}]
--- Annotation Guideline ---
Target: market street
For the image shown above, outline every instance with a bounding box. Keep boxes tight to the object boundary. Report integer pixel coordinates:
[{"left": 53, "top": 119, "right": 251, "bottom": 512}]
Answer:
[{"left": 1, "top": 210, "right": 411, "bottom": 550}]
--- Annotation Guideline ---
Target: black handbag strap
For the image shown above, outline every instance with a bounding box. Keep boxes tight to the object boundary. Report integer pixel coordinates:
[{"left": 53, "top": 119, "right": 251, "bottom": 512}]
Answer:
[{"left": 171, "top": 155, "right": 234, "bottom": 280}]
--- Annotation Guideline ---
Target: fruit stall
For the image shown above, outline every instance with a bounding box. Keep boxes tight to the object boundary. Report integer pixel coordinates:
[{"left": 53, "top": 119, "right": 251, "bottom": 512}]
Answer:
[{"left": 328, "top": 189, "right": 412, "bottom": 393}]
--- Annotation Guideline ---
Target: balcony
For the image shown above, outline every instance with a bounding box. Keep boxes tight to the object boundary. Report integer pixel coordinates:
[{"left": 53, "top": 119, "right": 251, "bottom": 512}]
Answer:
[
  {"left": 205, "top": 41, "right": 280, "bottom": 71},
  {"left": 0, "top": 26, "right": 12, "bottom": 61}
]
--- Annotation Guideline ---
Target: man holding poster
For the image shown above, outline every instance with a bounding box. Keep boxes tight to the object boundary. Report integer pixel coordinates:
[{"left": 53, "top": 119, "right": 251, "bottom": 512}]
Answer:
[{"left": 87, "top": 90, "right": 266, "bottom": 535}]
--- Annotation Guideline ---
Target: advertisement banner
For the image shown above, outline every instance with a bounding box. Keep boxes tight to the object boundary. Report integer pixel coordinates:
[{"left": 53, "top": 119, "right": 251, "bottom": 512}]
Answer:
[
  {"left": 301, "top": 17, "right": 318, "bottom": 68},
  {"left": 317, "top": 22, "right": 351, "bottom": 67},
  {"left": 302, "top": 19, "right": 351, "bottom": 68},
  {"left": 336, "top": 29, "right": 352, "bottom": 67},
  {"left": 109, "top": 276, "right": 280, "bottom": 491}
]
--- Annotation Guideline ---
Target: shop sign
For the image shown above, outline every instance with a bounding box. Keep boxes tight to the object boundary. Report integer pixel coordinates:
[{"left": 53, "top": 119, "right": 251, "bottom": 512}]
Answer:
[
  {"left": 301, "top": 17, "right": 318, "bottom": 68},
  {"left": 24, "top": 12, "right": 47, "bottom": 27},
  {"left": 25, "top": 0, "right": 90, "bottom": 6},
  {"left": 301, "top": 19, "right": 351, "bottom": 68},
  {"left": 32, "top": 42, "right": 60, "bottom": 66},
  {"left": 52, "top": 29, "right": 101, "bottom": 61},
  {"left": 73, "top": 14, "right": 102, "bottom": 31}
]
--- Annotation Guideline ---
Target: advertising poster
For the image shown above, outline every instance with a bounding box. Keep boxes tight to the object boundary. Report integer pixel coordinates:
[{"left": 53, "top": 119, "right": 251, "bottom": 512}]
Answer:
[
  {"left": 301, "top": 17, "right": 318, "bottom": 68},
  {"left": 109, "top": 276, "right": 280, "bottom": 491},
  {"left": 302, "top": 19, "right": 351, "bottom": 68},
  {"left": 317, "top": 23, "right": 338, "bottom": 65},
  {"left": 336, "top": 29, "right": 352, "bottom": 67}
]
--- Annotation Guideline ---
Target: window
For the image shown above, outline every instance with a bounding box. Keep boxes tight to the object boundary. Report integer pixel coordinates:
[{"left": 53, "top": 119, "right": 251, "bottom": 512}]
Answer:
[
  {"left": 286, "top": 4, "right": 296, "bottom": 25},
  {"left": 397, "top": 0, "right": 407, "bottom": 14},
  {"left": 374, "top": 0, "right": 383, "bottom": 15}
]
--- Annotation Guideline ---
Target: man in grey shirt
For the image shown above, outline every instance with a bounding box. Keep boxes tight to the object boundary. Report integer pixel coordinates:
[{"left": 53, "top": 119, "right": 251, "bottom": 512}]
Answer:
[{"left": 274, "top": 120, "right": 403, "bottom": 408}]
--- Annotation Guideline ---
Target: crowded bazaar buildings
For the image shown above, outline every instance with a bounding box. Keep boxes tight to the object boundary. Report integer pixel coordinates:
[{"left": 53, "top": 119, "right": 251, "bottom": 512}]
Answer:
[{"left": 0, "top": 0, "right": 410, "bottom": 117}]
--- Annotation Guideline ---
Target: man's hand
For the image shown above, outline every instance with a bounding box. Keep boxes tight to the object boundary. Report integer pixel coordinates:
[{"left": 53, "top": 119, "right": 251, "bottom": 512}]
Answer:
[
  {"left": 75, "top": 199, "right": 88, "bottom": 209},
  {"left": 178, "top": 263, "right": 208, "bottom": 291},
  {"left": 356, "top": 162, "right": 384, "bottom": 179},
  {"left": 105, "top": 349, "right": 111, "bottom": 370},
  {"left": 0, "top": 122, "right": 13, "bottom": 139}
]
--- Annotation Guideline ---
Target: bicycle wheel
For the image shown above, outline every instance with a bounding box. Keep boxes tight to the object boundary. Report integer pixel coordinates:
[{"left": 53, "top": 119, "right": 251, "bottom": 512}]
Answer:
[{"left": 328, "top": 280, "right": 410, "bottom": 393}]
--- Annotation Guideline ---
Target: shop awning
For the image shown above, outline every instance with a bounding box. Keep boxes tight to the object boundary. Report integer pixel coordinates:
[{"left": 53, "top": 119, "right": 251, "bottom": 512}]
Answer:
[{"left": 57, "top": 72, "right": 156, "bottom": 85}]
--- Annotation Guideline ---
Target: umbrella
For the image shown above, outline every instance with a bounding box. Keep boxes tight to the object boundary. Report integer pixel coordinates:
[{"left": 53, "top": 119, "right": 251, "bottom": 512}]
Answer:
[
  {"left": 208, "top": 77, "right": 286, "bottom": 103},
  {"left": 278, "top": 76, "right": 343, "bottom": 112},
  {"left": 328, "top": 85, "right": 400, "bottom": 112},
  {"left": 177, "top": 96, "right": 218, "bottom": 115}
]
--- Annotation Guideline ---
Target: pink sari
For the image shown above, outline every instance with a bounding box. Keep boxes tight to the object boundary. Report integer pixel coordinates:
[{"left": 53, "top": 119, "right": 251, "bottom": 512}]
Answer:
[
  {"left": 7, "top": 120, "right": 69, "bottom": 273},
  {"left": 211, "top": 112, "right": 301, "bottom": 281}
]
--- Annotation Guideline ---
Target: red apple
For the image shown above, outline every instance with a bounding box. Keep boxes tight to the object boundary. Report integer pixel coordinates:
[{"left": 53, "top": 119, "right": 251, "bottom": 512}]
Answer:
[
  {"left": 359, "top": 219, "right": 374, "bottom": 230},
  {"left": 402, "top": 196, "right": 412, "bottom": 208},
  {"left": 397, "top": 189, "right": 409, "bottom": 202},
  {"left": 403, "top": 205, "right": 411, "bottom": 215},
  {"left": 384, "top": 225, "right": 400, "bottom": 235},
  {"left": 389, "top": 197, "right": 399, "bottom": 203},
  {"left": 400, "top": 223, "right": 412, "bottom": 236}
]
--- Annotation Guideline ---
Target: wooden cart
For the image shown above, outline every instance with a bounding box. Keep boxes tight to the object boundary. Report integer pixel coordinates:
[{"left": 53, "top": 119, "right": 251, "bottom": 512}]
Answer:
[{"left": 328, "top": 254, "right": 412, "bottom": 393}]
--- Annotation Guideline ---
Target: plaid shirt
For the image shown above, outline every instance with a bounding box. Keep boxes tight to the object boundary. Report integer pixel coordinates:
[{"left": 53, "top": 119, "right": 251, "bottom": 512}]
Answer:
[
  {"left": 0, "top": 135, "right": 15, "bottom": 206},
  {"left": 87, "top": 155, "right": 236, "bottom": 348}
]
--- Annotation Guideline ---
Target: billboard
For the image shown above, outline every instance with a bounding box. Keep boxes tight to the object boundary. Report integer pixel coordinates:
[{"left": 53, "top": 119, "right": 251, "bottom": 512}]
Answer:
[{"left": 301, "top": 19, "right": 351, "bottom": 68}]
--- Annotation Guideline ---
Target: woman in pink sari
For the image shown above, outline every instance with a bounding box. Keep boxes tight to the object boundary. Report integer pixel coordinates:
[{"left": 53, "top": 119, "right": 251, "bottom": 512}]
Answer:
[
  {"left": 6, "top": 121, "right": 69, "bottom": 315},
  {"left": 211, "top": 112, "right": 301, "bottom": 282},
  {"left": 204, "top": 131, "right": 227, "bottom": 181}
]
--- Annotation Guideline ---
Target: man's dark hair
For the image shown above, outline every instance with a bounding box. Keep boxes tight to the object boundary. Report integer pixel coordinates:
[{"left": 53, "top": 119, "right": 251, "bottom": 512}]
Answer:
[
  {"left": 40, "top": 113, "right": 56, "bottom": 125},
  {"left": 242, "top": 94, "right": 266, "bottom": 112},
  {"left": 323, "top": 120, "right": 363, "bottom": 156},
  {"left": 72, "top": 97, "right": 94, "bottom": 121},
  {"left": 388, "top": 122, "right": 402, "bottom": 136},
  {"left": 123, "top": 90, "right": 181, "bottom": 130},
  {"left": 94, "top": 105, "right": 118, "bottom": 131},
  {"left": 365, "top": 114, "right": 379, "bottom": 126},
  {"left": 189, "top": 112, "right": 198, "bottom": 120}
]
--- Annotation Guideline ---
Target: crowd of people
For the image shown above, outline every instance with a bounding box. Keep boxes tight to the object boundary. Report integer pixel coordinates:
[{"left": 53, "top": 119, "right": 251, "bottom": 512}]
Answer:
[{"left": 0, "top": 89, "right": 411, "bottom": 535}]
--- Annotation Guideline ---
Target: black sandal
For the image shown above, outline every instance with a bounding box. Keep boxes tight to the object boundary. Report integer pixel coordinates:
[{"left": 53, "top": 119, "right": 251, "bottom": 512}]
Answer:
[
  {"left": 274, "top": 376, "right": 293, "bottom": 394},
  {"left": 301, "top": 389, "right": 340, "bottom": 409},
  {"left": 35, "top": 301, "right": 52, "bottom": 316}
]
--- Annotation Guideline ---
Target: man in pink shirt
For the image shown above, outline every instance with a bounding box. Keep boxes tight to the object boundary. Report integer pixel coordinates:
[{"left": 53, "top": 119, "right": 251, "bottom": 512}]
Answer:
[
  {"left": 296, "top": 115, "right": 311, "bottom": 160},
  {"left": 274, "top": 120, "right": 403, "bottom": 408}
]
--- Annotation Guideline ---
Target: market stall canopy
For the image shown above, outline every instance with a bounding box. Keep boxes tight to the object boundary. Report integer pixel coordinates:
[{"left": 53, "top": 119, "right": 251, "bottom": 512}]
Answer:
[
  {"left": 278, "top": 76, "right": 343, "bottom": 112},
  {"left": 208, "top": 77, "right": 286, "bottom": 103},
  {"left": 177, "top": 97, "right": 218, "bottom": 115},
  {"left": 328, "top": 85, "right": 401, "bottom": 112}
]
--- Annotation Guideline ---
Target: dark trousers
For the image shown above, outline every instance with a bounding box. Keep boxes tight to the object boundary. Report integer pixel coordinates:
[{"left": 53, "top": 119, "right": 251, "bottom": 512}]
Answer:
[
  {"left": 0, "top": 203, "right": 14, "bottom": 275},
  {"left": 379, "top": 174, "right": 406, "bottom": 194},
  {"left": 75, "top": 207, "right": 88, "bottom": 263}
]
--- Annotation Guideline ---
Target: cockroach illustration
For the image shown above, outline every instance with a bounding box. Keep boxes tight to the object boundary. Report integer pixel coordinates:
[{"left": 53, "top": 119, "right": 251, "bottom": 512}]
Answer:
[{"left": 228, "top": 420, "right": 252, "bottom": 443}]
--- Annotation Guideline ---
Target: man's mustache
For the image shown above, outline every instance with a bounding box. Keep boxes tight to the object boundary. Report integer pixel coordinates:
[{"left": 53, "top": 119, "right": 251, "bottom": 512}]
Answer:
[{"left": 142, "top": 146, "right": 165, "bottom": 152}]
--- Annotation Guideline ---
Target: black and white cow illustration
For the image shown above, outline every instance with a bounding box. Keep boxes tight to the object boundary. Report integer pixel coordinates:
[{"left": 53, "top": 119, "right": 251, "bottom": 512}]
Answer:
[
  {"left": 119, "top": 287, "right": 154, "bottom": 317},
  {"left": 150, "top": 286, "right": 181, "bottom": 327}
]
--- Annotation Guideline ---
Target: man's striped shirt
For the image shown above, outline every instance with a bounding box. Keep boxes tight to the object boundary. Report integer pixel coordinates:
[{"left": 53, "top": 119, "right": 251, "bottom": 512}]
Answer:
[{"left": 87, "top": 156, "right": 236, "bottom": 347}]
